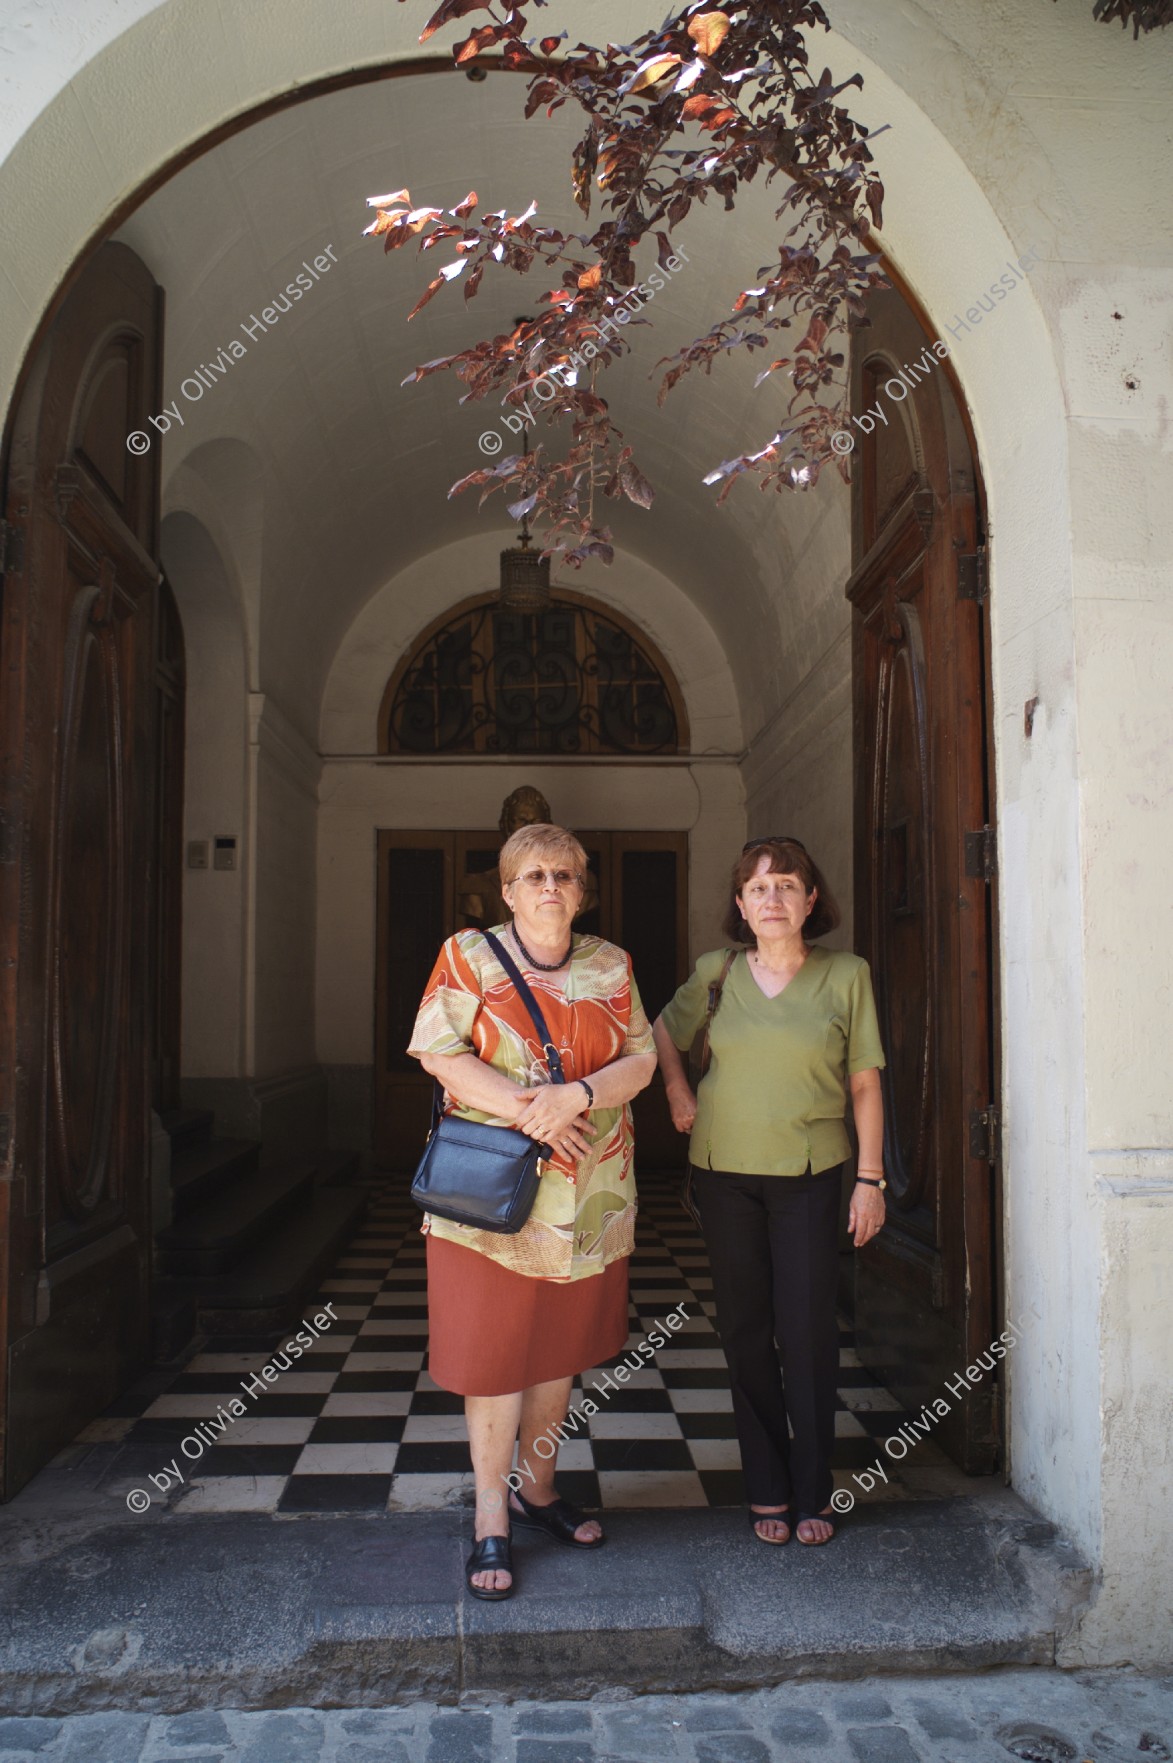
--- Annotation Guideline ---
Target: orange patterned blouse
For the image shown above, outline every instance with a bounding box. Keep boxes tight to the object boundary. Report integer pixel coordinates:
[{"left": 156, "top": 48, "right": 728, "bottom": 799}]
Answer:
[{"left": 407, "top": 927, "right": 654, "bottom": 1282}]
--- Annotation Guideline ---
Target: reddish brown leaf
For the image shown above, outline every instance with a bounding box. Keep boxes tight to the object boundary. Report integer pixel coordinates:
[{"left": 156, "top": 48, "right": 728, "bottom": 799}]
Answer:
[
  {"left": 618, "top": 456, "right": 655, "bottom": 508},
  {"left": 418, "top": 0, "right": 490, "bottom": 45},
  {"left": 363, "top": 210, "right": 402, "bottom": 238},
  {"left": 626, "top": 53, "right": 682, "bottom": 92},
  {"left": 687, "top": 11, "right": 731, "bottom": 55},
  {"left": 577, "top": 263, "right": 603, "bottom": 290},
  {"left": 366, "top": 188, "right": 411, "bottom": 209},
  {"left": 795, "top": 315, "right": 829, "bottom": 354},
  {"left": 451, "top": 190, "right": 478, "bottom": 219},
  {"left": 406, "top": 276, "right": 445, "bottom": 319},
  {"left": 455, "top": 23, "right": 502, "bottom": 61},
  {"left": 400, "top": 354, "right": 458, "bottom": 385}
]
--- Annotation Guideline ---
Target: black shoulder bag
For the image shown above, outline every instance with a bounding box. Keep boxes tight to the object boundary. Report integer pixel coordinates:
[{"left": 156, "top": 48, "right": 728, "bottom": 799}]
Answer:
[{"left": 410, "top": 930, "right": 568, "bottom": 1235}]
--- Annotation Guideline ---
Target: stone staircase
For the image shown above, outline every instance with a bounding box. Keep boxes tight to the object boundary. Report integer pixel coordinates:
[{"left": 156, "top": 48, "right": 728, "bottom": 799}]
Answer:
[{"left": 151, "top": 1108, "right": 368, "bottom": 1357}]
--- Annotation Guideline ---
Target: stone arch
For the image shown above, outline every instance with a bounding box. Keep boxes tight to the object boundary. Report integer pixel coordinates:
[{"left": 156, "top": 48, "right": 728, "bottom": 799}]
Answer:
[{"left": 320, "top": 534, "right": 740, "bottom": 759}]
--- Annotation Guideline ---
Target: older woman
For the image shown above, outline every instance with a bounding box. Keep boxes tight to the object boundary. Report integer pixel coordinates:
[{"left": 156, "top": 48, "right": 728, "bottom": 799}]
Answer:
[
  {"left": 408, "top": 823, "right": 656, "bottom": 1599},
  {"left": 652, "top": 837, "right": 886, "bottom": 1547}
]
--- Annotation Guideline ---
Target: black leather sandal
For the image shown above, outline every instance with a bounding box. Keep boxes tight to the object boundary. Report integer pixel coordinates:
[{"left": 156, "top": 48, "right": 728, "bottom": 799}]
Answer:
[
  {"left": 509, "top": 1489, "right": 605, "bottom": 1549},
  {"left": 748, "top": 1505, "right": 791, "bottom": 1545},
  {"left": 465, "top": 1531, "right": 514, "bottom": 1599},
  {"left": 794, "top": 1508, "right": 837, "bottom": 1546}
]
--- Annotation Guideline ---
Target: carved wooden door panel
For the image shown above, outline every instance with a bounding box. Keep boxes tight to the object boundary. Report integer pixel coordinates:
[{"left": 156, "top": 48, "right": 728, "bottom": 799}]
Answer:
[
  {"left": 151, "top": 579, "right": 185, "bottom": 1113},
  {"left": 0, "top": 243, "right": 163, "bottom": 1497},
  {"left": 846, "top": 284, "right": 999, "bottom": 1473}
]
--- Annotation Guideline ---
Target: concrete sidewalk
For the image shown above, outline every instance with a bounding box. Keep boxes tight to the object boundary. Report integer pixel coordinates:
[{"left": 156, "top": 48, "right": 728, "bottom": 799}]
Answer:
[
  {"left": 0, "top": 1479, "right": 1090, "bottom": 1718},
  {"left": 1, "top": 1669, "right": 1172, "bottom": 1763}
]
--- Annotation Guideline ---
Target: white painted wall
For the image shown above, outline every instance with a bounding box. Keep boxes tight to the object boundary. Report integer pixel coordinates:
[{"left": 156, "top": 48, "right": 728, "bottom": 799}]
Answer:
[
  {"left": 2, "top": 0, "right": 1172, "bottom": 1664},
  {"left": 739, "top": 469, "right": 855, "bottom": 940},
  {"left": 249, "top": 694, "right": 320, "bottom": 1079},
  {"left": 160, "top": 509, "right": 249, "bottom": 1081}
]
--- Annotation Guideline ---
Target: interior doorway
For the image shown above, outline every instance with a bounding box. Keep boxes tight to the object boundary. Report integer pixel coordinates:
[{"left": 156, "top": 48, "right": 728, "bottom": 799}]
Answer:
[{"left": 373, "top": 827, "right": 689, "bottom": 1168}]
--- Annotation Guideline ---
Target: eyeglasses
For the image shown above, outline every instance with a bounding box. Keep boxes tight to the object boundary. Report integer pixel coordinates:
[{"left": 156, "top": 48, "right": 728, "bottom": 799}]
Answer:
[
  {"left": 742, "top": 835, "right": 807, "bottom": 855},
  {"left": 509, "top": 868, "right": 583, "bottom": 890}
]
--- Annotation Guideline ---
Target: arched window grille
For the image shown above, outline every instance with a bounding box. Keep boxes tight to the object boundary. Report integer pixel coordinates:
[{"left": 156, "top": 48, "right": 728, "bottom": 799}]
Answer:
[{"left": 378, "top": 591, "right": 688, "bottom": 756}]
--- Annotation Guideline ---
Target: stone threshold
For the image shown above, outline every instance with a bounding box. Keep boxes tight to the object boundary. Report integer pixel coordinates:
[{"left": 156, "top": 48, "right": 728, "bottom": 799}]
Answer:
[{"left": 0, "top": 1494, "right": 1091, "bottom": 1717}]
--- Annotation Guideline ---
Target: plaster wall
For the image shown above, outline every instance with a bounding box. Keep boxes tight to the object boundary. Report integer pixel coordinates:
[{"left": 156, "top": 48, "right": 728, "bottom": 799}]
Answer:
[
  {"left": 1, "top": 0, "right": 1172, "bottom": 1664},
  {"left": 160, "top": 510, "right": 248, "bottom": 1080},
  {"left": 249, "top": 694, "right": 320, "bottom": 1079},
  {"left": 737, "top": 465, "right": 854, "bottom": 941}
]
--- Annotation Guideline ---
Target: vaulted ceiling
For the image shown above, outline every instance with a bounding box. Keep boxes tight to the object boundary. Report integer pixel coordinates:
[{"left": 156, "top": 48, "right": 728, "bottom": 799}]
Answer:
[{"left": 117, "top": 53, "right": 849, "bottom": 740}]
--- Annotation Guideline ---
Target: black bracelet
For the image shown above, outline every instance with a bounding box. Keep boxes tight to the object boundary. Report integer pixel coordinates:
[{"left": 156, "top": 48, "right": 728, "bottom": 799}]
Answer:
[
  {"left": 579, "top": 1079, "right": 595, "bottom": 1109},
  {"left": 856, "top": 1175, "right": 886, "bottom": 1189}
]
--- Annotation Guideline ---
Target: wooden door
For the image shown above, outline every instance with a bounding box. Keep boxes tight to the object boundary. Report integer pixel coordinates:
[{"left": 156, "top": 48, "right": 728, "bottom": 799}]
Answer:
[
  {"left": 372, "top": 828, "right": 688, "bottom": 1168},
  {"left": 606, "top": 832, "right": 688, "bottom": 1168},
  {"left": 0, "top": 242, "right": 164, "bottom": 1498},
  {"left": 151, "top": 578, "right": 185, "bottom": 1113},
  {"left": 846, "top": 285, "right": 1000, "bottom": 1473}
]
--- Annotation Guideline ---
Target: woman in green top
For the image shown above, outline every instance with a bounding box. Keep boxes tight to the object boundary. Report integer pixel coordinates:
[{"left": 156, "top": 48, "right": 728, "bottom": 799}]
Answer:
[{"left": 653, "top": 837, "right": 887, "bottom": 1547}]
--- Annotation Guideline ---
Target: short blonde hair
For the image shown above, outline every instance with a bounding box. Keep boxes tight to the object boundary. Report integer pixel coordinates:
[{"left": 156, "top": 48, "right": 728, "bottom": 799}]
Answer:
[{"left": 499, "top": 823, "right": 587, "bottom": 886}]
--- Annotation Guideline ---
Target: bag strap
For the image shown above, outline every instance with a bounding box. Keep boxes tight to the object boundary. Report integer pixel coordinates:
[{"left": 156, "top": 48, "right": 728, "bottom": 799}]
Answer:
[
  {"left": 428, "top": 929, "right": 567, "bottom": 1136},
  {"left": 699, "top": 948, "right": 739, "bottom": 1076},
  {"left": 483, "top": 930, "right": 566, "bottom": 1086}
]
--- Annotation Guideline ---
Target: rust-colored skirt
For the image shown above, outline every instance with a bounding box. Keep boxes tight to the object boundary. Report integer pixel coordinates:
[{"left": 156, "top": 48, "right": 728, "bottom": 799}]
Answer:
[{"left": 426, "top": 1235, "right": 630, "bottom": 1397}]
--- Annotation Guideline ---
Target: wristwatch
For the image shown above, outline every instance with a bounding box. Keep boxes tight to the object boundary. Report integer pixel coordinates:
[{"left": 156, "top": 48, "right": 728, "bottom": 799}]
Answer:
[{"left": 856, "top": 1174, "right": 887, "bottom": 1189}]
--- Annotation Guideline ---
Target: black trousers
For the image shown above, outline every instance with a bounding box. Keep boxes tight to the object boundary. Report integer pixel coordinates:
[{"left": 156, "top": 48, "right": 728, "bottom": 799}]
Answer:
[{"left": 690, "top": 1163, "right": 842, "bottom": 1516}]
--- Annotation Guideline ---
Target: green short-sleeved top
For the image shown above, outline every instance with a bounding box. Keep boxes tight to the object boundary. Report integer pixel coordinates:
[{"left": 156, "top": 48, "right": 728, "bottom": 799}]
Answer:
[{"left": 659, "top": 945, "right": 886, "bottom": 1176}]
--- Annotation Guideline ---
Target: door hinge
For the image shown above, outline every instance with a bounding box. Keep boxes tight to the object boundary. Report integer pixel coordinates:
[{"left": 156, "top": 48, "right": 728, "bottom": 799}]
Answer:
[
  {"left": 964, "top": 824, "right": 997, "bottom": 881},
  {"left": 957, "top": 547, "right": 988, "bottom": 603},
  {"left": 0, "top": 518, "right": 24, "bottom": 577},
  {"left": 969, "top": 1105, "right": 1000, "bottom": 1163}
]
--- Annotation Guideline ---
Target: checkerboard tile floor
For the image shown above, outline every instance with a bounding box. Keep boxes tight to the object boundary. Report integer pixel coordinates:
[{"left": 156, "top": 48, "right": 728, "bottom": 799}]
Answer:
[{"left": 89, "top": 1176, "right": 934, "bottom": 1515}]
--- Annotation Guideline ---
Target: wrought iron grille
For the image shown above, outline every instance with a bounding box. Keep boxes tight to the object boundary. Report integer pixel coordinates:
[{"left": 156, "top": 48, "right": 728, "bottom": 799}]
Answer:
[{"left": 383, "top": 594, "right": 683, "bottom": 755}]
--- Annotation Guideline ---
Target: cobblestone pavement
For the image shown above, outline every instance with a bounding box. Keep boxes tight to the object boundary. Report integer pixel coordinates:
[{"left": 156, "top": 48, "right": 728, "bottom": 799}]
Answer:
[{"left": 0, "top": 1671, "right": 1171, "bottom": 1763}]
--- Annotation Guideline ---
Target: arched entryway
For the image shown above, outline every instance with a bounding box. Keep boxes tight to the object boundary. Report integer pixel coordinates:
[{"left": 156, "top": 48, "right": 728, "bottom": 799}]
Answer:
[
  {"left": 9, "top": 0, "right": 1161, "bottom": 1673},
  {"left": 0, "top": 36, "right": 1001, "bottom": 1499}
]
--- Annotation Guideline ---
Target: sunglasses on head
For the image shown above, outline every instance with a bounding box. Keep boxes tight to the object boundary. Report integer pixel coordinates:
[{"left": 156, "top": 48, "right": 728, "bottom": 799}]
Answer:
[{"left": 742, "top": 835, "right": 807, "bottom": 855}]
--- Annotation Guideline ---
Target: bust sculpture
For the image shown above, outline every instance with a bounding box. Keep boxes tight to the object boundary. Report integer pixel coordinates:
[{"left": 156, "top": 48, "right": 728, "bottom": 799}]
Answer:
[{"left": 458, "top": 786, "right": 597, "bottom": 927}]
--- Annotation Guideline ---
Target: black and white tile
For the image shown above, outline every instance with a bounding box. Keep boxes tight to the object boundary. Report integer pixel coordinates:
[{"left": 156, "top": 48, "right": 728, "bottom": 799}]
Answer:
[{"left": 87, "top": 1176, "right": 934, "bottom": 1515}]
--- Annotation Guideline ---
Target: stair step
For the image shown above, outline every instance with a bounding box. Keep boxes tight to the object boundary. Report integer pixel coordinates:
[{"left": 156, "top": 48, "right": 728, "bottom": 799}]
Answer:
[
  {"left": 159, "top": 1108, "right": 215, "bottom": 1154},
  {"left": 196, "top": 1188, "right": 369, "bottom": 1334},
  {"left": 156, "top": 1162, "right": 318, "bottom": 1274},
  {"left": 310, "top": 1147, "right": 361, "bottom": 1187},
  {"left": 170, "top": 1136, "right": 260, "bottom": 1218},
  {"left": 150, "top": 1283, "right": 200, "bottom": 1364}
]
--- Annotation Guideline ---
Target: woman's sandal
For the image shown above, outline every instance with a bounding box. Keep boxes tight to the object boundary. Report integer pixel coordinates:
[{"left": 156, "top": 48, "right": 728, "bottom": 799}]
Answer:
[
  {"left": 465, "top": 1531, "right": 514, "bottom": 1599},
  {"left": 748, "top": 1505, "right": 791, "bottom": 1545},
  {"left": 509, "top": 1489, "right": 605, "bottom": 1549},
  {"left": 794, "top": 1508, "right": 837, "bottom": 1546}
]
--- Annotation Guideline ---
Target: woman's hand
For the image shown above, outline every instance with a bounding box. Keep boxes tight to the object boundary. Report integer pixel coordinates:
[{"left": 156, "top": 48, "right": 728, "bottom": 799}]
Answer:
[
  {"left": 666, "top": 1083, "right": 698, "bottom": 1134},
  {"left": 515, "top": 1086, "right": 597, "bottom": 1162},
  {"left": 848, "top": 1181, "right": 887, "bottom": 1248}
]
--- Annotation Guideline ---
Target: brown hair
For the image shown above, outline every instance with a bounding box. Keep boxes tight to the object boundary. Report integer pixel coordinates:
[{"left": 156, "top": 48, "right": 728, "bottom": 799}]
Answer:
[
  {"left": 498, "top": 822, "right": 588, "bottom": 887},
  {"left": 721, "top": 839, "right": 841, "bottom": 944}
]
